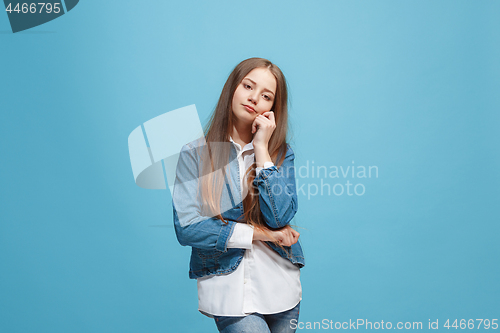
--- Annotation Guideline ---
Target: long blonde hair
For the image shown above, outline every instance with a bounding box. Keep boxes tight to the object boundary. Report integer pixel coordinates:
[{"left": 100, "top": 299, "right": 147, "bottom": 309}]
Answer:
[{"left": 200, "top": 58, "right": 290, "bottom": 229}]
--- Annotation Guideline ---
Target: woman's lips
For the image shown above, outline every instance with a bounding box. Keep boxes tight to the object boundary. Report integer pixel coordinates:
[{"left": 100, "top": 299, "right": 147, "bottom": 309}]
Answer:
[{"left": 243, "top": 105, "right": 256, "bottom": 113}]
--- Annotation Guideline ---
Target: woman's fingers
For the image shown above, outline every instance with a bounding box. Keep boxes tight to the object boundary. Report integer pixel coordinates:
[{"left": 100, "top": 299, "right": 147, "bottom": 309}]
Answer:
[
  {"left": 273, "top": 229, "right": 288, "bottom": 246},
  {"left": 259, "top": 114, "right": 276, "bottom": 128},
  {"left": 288, "top": 231, "right": 298, "bottom": 246},
  {"left": 251, "top": 117, "right": 259, "bottom": 134},
  {"left": 281, "top": 227, "right": 299, "bottom": 247},
  {"left": 264, "top": 111, "right": 275, "bottom": 123},
  {"left": 266, "top": 226, "right": 300, "bottom": 247},
  {"left": 252, "top": 114, "right": 270, "bottom": 133},
  {"left": 285, "top": 227, "right": 299, "bottom": 246},
  {"left": 285, "top": 230, "right": 292, "bottom": 246}
]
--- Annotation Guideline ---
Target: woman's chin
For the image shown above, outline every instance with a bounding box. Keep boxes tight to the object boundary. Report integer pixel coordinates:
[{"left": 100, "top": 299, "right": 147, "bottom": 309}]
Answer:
[{"left": 234, "top": 115, "right": 255, "bottom": 126}]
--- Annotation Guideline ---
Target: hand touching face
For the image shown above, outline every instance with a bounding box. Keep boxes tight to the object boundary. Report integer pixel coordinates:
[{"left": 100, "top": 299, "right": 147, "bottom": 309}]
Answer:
[{"left": 252, "top": 111, "right": 276, "bottom": 148}]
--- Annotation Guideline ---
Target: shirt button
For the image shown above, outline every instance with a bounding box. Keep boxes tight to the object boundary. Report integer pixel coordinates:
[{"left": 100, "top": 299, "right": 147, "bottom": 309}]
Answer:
[{"left": 244, "top": 279, "right": 247, "bottom": 284}]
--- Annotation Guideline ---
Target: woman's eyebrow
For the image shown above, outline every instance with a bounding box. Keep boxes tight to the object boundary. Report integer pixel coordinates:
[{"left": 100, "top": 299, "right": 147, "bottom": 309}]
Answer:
[{"left": 244, "top": 78, "right": 275, "bottom": 95}]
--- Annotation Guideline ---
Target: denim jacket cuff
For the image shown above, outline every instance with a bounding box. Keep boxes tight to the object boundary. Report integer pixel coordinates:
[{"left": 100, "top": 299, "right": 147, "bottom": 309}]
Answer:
[
  {"left": 254, "top": 165, "right": 279, "bottom": 181},
  {"left": 215, "top": 220, "right": 236, "bottom": 252}
]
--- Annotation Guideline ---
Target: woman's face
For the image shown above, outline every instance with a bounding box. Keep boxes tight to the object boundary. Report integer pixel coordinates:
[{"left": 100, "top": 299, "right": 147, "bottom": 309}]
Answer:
[{"left": 231, "top": 67, "right": 277, "bottom": 125}]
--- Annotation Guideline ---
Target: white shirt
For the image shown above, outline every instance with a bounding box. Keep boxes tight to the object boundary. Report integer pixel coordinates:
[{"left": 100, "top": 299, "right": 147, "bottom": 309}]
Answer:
[{"left": 197, "top": 137, "right": 302, "bottom": 317}]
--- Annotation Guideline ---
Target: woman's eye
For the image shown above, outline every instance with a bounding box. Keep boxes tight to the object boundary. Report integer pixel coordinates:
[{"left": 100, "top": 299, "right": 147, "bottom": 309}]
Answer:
[
  {"left": 263, "top": 95, "right": 271, "bottom": 101},
  {"left": 244, "top": 84, "right": 251, "bottom": 89}
]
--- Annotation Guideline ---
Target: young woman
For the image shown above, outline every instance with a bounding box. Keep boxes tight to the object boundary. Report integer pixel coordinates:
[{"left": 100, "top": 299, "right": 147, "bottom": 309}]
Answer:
[{"left": 172, "top": 57, "right": 305, "bottom": 333}]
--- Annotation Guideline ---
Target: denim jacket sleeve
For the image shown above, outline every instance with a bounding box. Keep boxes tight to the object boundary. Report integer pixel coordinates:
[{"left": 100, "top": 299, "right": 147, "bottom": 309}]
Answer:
[
  {"left": 172, "top": 142, "right": 236, "bottom": 252},
  {"left": 253, "top": 144, "right": 298, "bottom": 229}
]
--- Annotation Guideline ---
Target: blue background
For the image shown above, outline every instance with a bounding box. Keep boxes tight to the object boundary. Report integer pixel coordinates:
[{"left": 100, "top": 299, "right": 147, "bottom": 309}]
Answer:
[{"left": 1, "top": 0, "right": 499, "bottom": 332}]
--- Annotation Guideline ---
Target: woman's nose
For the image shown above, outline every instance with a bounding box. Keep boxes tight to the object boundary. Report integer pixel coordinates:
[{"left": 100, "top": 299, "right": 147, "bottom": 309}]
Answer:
[{"left": 248, "top": 92, "right": 258, "bottom": 104}]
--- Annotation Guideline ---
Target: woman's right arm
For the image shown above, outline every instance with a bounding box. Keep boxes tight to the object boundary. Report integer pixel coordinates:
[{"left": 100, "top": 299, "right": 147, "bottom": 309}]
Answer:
[
  {"left": 172, "top": 143, "right": 237, "bottom": 252},
  {"left": 226, "top": 223, "right": 300, "bottom": 249},
  {"left": 173, "top": 204, "right": 236, "bottom": 251}
]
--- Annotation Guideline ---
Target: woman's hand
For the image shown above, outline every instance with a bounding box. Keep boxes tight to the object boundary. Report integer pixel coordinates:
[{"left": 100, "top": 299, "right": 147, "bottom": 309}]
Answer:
[
  {"left": 272, "top": 226, "right": 300, "bottom": 247},
  {"left": 252, "top": 111, "right": 276, "bottom": 149},
  {"left": 253, "top": 225, "right": 300, "bottom": 247}
]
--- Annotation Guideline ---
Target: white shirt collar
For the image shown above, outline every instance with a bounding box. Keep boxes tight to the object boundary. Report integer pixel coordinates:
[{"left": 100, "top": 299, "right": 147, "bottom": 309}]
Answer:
[{"left": 229, "top": 136, "right": 254, "bottom": 153}]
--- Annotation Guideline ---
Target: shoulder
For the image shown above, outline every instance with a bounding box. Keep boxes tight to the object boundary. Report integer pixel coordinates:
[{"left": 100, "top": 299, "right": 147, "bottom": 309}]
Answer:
[
  {"left": 181, "top": 136, "right": 206, "bottom": 151},
  {"left": 179, "top": 136, "right": 207, "bottom": 158}
]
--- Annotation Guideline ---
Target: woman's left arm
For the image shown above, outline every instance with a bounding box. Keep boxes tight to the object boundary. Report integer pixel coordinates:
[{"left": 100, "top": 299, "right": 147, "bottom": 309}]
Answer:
[
  {"left": 252, "top": 111, "right": 298, "bottom": 229},
  {"left": 253, "top": 144, "right": 298, "bottom": 229}
]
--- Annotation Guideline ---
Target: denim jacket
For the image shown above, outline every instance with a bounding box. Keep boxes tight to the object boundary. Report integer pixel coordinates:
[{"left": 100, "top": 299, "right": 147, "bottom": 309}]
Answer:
[{"left": 172, "top": 137, "right": 305, "bottom": 279}]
